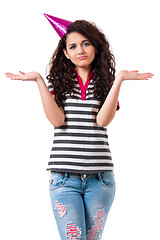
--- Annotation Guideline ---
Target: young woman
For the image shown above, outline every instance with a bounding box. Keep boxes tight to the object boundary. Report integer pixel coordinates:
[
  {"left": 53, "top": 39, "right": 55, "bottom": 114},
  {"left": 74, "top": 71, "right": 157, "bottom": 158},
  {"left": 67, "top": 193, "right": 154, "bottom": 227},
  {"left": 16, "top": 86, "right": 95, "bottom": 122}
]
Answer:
[{"left": 5, "top": 16, "right": 153, "bottom": 240}]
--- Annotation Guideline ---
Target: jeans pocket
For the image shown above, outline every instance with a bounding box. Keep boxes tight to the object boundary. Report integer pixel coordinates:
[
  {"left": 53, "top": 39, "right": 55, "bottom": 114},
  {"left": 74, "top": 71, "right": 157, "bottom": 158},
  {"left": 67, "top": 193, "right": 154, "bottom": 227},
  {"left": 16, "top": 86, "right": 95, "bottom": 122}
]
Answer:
[
  {"left": 98, "top": 171, "right": 115, "bottom": 187},
  {"left": 49, "top": 172, "right": 67, "bottom": 190}
]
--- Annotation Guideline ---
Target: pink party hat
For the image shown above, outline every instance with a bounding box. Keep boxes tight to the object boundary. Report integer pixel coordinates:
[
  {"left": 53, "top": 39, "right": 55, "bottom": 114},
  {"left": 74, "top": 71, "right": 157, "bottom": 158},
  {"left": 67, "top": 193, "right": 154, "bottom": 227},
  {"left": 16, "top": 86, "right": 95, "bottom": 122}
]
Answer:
[{"left": 44, "top": 13, "right": 73, "bottom": 38}]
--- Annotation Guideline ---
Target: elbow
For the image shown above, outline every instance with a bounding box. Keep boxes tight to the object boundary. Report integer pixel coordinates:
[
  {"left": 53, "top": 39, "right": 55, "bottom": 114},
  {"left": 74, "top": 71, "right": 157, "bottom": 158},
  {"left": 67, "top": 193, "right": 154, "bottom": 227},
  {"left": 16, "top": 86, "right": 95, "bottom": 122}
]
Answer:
[
  {"left": 96, "top": 114, "right": 115, "bottom": 128},
  {"left": 96, "top": 117, "right": 107, "bottom": 127},
  {"left": 96, "top": 120, "right": 109, "bottom": 128},
  {"left": 53, "top": 116, "right": 65, "bottom": 127},
  {"left": 54, "top": 120, "right": 65, "bottom": 127},
  {"left": 48, "top": 115, "right": 65, "bottom": 127}
]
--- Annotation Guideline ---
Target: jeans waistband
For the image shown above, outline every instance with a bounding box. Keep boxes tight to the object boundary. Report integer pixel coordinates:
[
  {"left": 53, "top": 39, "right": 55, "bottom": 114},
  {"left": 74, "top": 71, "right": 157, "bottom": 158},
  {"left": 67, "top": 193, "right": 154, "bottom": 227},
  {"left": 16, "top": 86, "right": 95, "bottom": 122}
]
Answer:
[{"left": 50, "top": 171, "right": 112, "bottom": 179}]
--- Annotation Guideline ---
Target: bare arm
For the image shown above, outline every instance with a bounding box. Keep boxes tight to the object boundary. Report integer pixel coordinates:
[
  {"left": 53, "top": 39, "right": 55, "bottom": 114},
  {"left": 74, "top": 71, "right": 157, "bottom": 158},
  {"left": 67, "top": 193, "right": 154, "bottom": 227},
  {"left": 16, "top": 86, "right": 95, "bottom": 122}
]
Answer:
[
  {"left": 36, "top": 76, "right": 65, "bottom": 127},
  {"left": 96, "top": 70, "right": 154, "bottom": 127},
  {"left": 5, "top": 71, "right": 65, "bottom": 127}
]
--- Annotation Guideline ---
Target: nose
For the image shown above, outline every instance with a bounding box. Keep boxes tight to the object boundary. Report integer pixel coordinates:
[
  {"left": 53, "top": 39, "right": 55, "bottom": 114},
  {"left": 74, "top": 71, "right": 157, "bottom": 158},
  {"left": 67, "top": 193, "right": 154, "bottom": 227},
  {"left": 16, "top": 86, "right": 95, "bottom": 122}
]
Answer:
[{"left": 77, "top": 45, "right": 85, "bottom": 55}]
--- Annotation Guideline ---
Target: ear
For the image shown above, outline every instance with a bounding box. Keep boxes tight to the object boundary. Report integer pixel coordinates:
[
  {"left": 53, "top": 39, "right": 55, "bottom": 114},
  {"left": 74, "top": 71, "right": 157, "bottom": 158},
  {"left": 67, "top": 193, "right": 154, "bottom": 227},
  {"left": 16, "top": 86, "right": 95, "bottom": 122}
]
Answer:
[{"left": 63, "top": 49, "right": 70, "bottom": 59}]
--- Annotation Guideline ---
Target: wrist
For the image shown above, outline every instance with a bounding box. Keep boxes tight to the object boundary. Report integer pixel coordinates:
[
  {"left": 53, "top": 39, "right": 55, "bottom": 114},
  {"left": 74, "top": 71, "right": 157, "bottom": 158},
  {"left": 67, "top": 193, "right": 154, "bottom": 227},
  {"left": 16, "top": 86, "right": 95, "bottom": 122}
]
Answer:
[
  {"left": 114, "top": 73, "right": 123, "bottom": 85},
  {"left": 36, "top": 75, "right": 44, "bottom": 84}
]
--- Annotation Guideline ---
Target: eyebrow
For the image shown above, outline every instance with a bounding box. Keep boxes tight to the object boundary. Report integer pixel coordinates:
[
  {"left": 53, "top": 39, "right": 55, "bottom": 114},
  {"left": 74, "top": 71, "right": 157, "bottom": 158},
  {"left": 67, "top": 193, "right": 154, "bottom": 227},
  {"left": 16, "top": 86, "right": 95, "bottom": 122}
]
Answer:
[{"left": 69, "top": 39, "right": 89, "bottom": 47}]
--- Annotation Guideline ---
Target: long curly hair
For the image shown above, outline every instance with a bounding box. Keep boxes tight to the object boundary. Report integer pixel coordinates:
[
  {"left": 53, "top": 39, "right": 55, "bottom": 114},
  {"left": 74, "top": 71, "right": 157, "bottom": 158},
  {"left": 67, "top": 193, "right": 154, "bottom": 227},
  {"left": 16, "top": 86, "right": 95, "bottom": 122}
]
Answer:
[{"left": 46, "top": 20, "right": 116, "bottom": 107}]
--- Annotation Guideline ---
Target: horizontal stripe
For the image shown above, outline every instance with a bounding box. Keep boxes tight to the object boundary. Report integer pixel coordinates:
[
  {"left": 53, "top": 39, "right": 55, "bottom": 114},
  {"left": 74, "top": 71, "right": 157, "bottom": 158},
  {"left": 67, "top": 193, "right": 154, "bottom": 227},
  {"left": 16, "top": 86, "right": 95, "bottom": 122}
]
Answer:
[
  {"left": 64, "top": 98, "right": 100, "bottom": 104},
  {"left": 72, "top": 90, "right": 81, "bottom": 96},
  {"left": 64, "top": 102, "right": 100, "bottom": 108},
  {"left": 64, "top": 95, "right": 95, "bottom": 100},
  {"left": 50, "top": 152, "right": 111, "bottom": 158},
  {"left": 49, "top": 159, "right": 112, "bottom": 164},
  {"left": 53, "top": 136, "right": 108, "bottom": 142},
  {"left": 65, "top": 118, "right": 96, "bottom": 123},
  {"left": 74, "top": 83, "right": 80, "bottom": 88},
  {"left": 54, "top": 130, "right": 107, "bottom": 135},
  {"left": 51, "top": 147, "right": 110, "bottom": 152},
  {"left": 54, "top": 132, "right": 108, "bottom": 138},
  {"left": 50, "top": 154, "right": 111, "bottom": 160},
  {"left": 64, "top": 107, "right": 99, "bottom": 112},
  {"left": 64, "top": 110, "right": 97, "bottom": 115},
  {"left": 64, "top": 117, "right": 97, "bottom": 126},
  {"left": 48, "top": 85, "right": 53, "bottom": 89},
  {"left": 64, "top": 114, "right": 96, "bottom": 119},
  {"left": 53, "top": 140, "right": 109, "bottom": 146},
  {"left": 48, "top": 161, "right": 113, "bottom": 167},
  {"left": 53, "top": 140, "right": 109, "bottom": 145},
  {"left": 63, "top": 121, "right": 97, "bottom": 126},
  {"left": 62, "top": 122, "right": 98, "bottom": 127},
  {"left": 65, "top": 95, "right": 97, "bottom": 100},
  {"left": 50, "top": 153, "right": 111, "bottom": 157},
  {"left": 55, "top": 125, "right": 105, "bottom": 131},
  {"left": 87, "top": 87, "right": 94, "bottom": 90},
  {"left": 64, "top": 106, "right": 98, "bottom": 111},
  {"left": 47, "top": 168, "right": 113, "bottom": 173},
  {"left": 51, "top": 152, "right": 111, "bottom": 158}
]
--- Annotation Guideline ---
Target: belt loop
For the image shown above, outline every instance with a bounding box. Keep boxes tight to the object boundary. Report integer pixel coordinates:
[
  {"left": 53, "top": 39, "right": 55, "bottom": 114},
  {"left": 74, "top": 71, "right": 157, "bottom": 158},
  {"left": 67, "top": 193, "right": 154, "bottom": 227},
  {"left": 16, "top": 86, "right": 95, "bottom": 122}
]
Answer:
[
  {"left": 98, "top": 172, "right": 102, "bottom": 180},
  {"left": 65, "top": 172, "right": 69, "bottom": 178}
]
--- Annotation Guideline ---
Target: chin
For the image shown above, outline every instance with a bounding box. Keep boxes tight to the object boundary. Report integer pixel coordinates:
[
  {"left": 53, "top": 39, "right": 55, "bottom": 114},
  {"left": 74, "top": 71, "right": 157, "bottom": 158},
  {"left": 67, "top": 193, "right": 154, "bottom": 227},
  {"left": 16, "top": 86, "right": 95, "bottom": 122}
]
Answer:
[{"left": 76, "top": 61, "right": 92, "bottom": 68}]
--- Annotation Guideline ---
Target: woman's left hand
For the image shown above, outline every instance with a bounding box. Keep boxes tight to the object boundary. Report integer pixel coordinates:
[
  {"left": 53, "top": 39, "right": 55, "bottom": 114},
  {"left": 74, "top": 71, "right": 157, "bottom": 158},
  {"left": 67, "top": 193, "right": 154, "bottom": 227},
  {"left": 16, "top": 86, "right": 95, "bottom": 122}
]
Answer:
[{"left": 117, "top": 70, "right": 154, "bottom": 82}]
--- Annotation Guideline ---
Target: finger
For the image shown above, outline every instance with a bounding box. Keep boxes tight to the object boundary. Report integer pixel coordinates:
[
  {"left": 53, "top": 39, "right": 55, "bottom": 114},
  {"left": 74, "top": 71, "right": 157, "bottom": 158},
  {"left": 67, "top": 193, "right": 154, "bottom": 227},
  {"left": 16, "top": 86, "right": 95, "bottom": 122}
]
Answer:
[
  {"left": 5, "top": 72, "right": 13, "bottom": 77},
  {"left": 5, "top": 72, "right": 18, "bottom": 77},
  {"left": 147, "top": 73, "right": 154, "bottom": 77},
  {"left": 5, "top": 72, "right": 15, "bottom": 78},
  {"left": 145, "top": 73, "right": 153, "bottom": 78},
  {"left": 5, "top": 73, "right": 24, "bottom": 80},
  {"left": 140, "top": 72, "right": 153, "bottom": 78},
  {"left": 138, "top": 74, "right": 152, "bottom": 80},
  {"left": 10, "top": 75, "right": 22, "bottom": 80}
]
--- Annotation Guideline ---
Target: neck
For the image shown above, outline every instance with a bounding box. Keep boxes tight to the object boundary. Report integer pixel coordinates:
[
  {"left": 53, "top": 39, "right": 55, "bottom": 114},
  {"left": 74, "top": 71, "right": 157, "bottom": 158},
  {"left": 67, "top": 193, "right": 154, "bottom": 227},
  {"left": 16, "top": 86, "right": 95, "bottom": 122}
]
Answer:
[{"left": 75, "top": 66, "right": 91, "bottom": 85}]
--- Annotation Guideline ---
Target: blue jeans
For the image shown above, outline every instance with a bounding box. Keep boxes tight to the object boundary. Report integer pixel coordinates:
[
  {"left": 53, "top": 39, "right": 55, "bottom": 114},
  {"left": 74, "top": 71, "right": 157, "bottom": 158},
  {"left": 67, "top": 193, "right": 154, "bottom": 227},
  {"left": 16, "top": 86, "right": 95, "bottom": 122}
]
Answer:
[{"left": 49, "top": 171, "right": 116, "bottom": 240}]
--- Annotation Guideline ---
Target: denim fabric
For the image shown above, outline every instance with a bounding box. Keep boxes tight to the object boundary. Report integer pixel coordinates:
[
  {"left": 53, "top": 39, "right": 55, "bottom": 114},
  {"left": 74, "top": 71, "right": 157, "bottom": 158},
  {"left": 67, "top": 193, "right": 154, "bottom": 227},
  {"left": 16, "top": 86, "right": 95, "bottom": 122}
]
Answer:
[{"left": 49, "top": 171, "right": 116, "bottom": 240}]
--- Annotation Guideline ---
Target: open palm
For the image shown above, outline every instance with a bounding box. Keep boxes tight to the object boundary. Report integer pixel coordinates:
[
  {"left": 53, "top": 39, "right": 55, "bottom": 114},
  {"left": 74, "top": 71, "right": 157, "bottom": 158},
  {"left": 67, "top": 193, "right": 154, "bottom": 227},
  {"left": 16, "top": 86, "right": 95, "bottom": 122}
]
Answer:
[
  {"left": 5, "top": 71, "right": 41, "bottom": 82},
  {"left": 119, "top": 70, "right": 153, "bottom": 81}
]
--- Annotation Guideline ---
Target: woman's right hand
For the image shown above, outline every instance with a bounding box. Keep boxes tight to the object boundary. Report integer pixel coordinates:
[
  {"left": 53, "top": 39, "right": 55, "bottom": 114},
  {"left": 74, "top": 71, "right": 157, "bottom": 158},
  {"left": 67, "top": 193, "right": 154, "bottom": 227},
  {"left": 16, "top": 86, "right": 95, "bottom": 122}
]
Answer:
[{"left": 5, "top": 71, "right": 43, "bottom": 82}]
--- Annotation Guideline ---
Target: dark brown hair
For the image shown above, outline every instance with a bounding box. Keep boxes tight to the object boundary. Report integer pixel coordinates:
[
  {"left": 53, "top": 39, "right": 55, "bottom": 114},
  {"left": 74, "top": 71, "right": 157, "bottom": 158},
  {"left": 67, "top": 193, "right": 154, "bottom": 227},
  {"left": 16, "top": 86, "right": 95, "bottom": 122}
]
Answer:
[{"left": 47, "top": 20, "right": 116, "bottom": 107}]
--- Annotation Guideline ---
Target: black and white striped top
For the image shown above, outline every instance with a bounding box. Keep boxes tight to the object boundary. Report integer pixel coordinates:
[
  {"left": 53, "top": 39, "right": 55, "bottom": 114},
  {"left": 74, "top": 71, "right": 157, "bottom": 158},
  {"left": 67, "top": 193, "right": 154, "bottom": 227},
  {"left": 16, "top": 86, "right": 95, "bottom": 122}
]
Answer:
[{"left": 47, "top": 70, "right": 119, "bottom": 173}]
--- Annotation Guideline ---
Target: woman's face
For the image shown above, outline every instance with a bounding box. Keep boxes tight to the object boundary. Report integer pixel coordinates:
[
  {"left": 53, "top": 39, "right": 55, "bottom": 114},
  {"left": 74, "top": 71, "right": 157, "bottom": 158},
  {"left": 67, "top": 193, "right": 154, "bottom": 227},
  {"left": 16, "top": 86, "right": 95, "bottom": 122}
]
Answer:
[{"left": 63, "top": 32, "right": 96, "bottom": 70}]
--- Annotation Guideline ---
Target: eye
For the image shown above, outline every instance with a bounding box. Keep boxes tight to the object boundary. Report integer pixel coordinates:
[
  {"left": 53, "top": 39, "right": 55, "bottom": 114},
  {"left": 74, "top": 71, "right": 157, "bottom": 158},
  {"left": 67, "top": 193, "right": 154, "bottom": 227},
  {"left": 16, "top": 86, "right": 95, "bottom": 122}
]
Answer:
[
  {"left": 69, "top": 45, "right": 76, "bottom": 50},
  {"left": 83, "top": 42, "right": 90, "bottom": 46}
]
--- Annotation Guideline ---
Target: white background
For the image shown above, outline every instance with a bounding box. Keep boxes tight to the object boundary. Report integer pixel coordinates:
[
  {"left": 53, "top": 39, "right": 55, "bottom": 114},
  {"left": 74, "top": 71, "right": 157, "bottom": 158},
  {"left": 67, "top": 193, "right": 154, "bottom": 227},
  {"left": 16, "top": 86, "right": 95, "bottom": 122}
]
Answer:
[{"left": 0, "top": 0, "right": 160, "bottom": 239}]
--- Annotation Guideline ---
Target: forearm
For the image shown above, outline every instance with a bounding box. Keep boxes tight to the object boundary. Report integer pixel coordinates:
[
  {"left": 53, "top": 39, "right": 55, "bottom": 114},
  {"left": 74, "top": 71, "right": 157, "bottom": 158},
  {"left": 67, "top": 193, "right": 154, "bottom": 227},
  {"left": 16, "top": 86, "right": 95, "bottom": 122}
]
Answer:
[
  {"left": 96, "top": 75, "right": 122, "bottom": 127},
  {"left": 36, "top": 77, "right": 65, "bottom": 127}
]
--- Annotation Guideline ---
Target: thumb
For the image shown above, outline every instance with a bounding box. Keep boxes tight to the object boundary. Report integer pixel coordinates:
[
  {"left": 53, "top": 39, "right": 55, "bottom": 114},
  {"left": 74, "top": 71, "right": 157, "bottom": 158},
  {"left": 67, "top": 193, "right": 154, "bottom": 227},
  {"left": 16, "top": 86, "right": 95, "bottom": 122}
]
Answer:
[{"left": 131, "top": 70, "right": 139, "bottom": 72}]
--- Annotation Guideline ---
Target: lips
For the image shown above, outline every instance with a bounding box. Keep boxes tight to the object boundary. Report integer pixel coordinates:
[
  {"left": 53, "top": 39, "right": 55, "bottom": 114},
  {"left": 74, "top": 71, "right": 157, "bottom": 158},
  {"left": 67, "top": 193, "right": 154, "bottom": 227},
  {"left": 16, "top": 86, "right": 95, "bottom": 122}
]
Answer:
[{"left": 77, "top": 56, "right": 87, "bottom": 60}]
